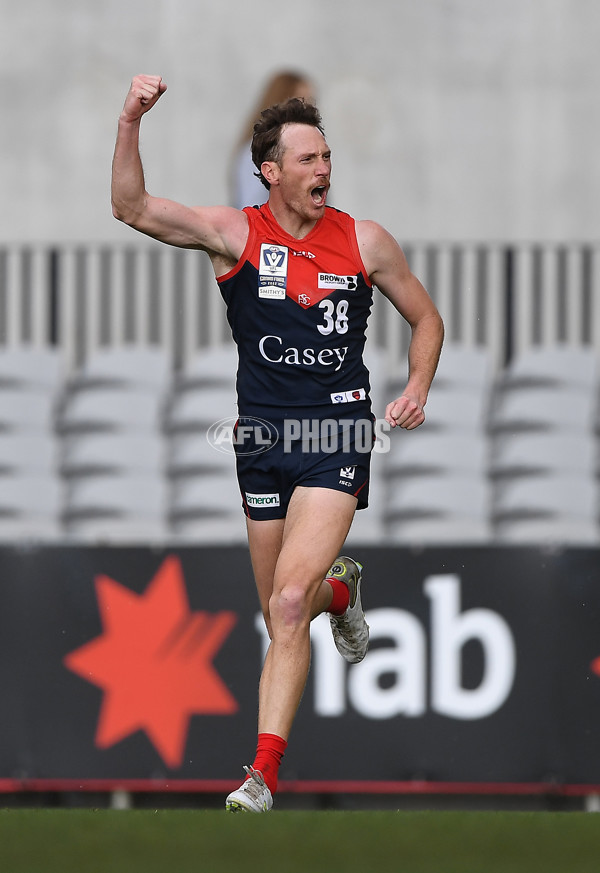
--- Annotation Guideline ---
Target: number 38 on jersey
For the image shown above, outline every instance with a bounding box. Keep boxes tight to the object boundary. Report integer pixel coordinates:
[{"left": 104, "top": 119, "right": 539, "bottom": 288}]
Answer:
[{"left": 317, "top": 299, "right": 349, "bottom": 336}]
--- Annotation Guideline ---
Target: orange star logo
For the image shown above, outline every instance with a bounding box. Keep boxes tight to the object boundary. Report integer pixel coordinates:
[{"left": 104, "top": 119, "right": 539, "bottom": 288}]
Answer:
[{"left": 64, "top": 555, "right": 238, "bottom": 768}]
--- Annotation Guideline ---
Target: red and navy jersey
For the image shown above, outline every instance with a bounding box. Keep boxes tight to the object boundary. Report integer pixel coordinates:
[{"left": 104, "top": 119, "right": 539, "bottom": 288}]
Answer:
[{"left": 217, "top": 203, "right": 373, "bottom": 415}]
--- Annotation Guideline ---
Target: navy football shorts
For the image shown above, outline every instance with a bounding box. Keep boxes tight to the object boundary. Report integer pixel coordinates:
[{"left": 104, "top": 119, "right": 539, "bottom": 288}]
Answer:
[{"left": 234, "top": 410, "right": 375, "bottom": 521}]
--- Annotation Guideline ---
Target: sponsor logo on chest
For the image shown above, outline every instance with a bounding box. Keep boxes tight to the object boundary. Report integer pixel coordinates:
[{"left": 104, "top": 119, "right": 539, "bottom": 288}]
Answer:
[
  {"left": 318, "top": 273, "right": 358, "bottom": 291},
  {"left": 259, "top": 335, "right": 348, "bottom": 371}
]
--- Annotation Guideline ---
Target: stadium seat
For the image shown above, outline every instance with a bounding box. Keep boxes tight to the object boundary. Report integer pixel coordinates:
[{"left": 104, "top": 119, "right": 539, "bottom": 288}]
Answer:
[
  {"left": 499, "top": 345, "right": 598, "bottom": 392},
  {"left": 413, "top": 385, "right": 489, "bottom": 433},
  {"left": 0, "top": 516, "right": 62, "bottom": 541},
  {"left": 387, "top": 516, "right": 492, "bottom": 544},
  {"left": 424, "top": 342, "right": 493, "bottom": 393},
  {"left": 63, "top": 474, "right": 168, "bottom": 542},
  {"left": 0, "top": 387, "right": 54, "bottom": 433},
  {"left": 492, "top": 473, "right": 596, "bottom": 517},
  {"left": 385, "top": 473, "right": 490, "bottom": 527},
  {"left": 384, "top": 472, "right": 492, "bottom": 544},
  {"left": 166, "top": 431, "right": 233, "bottom": 476},
  {"left": 168, "top": 472, "right": 246, "bottom": 542},
  {"left": 64, "top": 474, "right": 166, "bottom": 513},
  {"left": 54, "top": 349, "right": 171, "bottom": 543},
  {"left": 56, "top": 389, "right": 163, "bottom": 433},
  {"left": 385, "top": 431, "right": 488, "bottom": 477},
  {"left": 60, "top": 433, "right": 164, "bottom": 477},
  {"left": 67, "top": 346, "right": 172, "bottom": 393},
  {"left": 491, "top": 474, "right": 598, "bottom": 545},
  {"left": 382, "top": 343, "right": 491, "bottom": 540},
  {"left": 388, "top": 343, "right": 493, "bottom": 393},
  {"left": 169, "top": 471, "right": 241, "bottom": 515},
  {"left": 63, "top": 516, "right": 168, "bottom": 543},
  {"left": 0, "top": 349, "right": 65, "bottom": 539},
  {"left": 489, "top": 432, "right": 597, "bottom": 478},
  {"left": 494, "top": 517, "right": 599, "bottom": 545},
  {"left": 174, "top": 344, "right": 238, "bottom": 390},
  {"left": 385, "top": 473, "right": 490, "bottom": 517},
  {"left": 164, "top": 387, "right": 238, "bottom": 432},
  {"left": 0, "top": 389, "right": 56, "bottom": 432},
  {"left": 487, "top": 386, "right": 596, "bottom": 433},
  {"left": 169, "top": 513, "right": 247, "bottom": 543},
  {"left": 0, "top": 346, "right": 64, "bottom": 391},
  {"left": 0, "top": 473, "right": 64, "bottom": 542},
  {"left": 0, "top": 473, "right": 63, "bottom": 515},
  {"left": 0, "top": 433, "right": 58, "bottom": 474},
  {"left": 386, "top": 344, "right": 493, "bottom": 430},
  {"left": 163, "top": 347, "right": 242, "bottom": 540}
]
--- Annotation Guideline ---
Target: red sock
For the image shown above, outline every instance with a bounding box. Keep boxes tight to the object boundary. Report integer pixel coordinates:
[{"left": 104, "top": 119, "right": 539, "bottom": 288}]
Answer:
[
  {"left": 249, "top": 733, "right": 288, "bottom": 796},
  {"left": 326, "top": 576, "right": 350, "bottom": 616}
]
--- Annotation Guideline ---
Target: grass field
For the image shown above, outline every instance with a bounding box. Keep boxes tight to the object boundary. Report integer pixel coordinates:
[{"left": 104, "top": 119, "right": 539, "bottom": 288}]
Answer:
[{"left": 1, "top": 809, "right": 600, "bottom": 873}]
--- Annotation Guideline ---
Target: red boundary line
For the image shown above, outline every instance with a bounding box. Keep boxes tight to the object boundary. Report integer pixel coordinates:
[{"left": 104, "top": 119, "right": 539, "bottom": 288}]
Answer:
[{"left": 0, "top": 778, "right": 599, "bottom": 796}]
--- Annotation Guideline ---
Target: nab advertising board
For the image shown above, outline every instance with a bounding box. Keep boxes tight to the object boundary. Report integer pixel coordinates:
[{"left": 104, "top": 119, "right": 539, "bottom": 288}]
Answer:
[{"left": 0, "top": 545, "right": 599, "bottom": 793}]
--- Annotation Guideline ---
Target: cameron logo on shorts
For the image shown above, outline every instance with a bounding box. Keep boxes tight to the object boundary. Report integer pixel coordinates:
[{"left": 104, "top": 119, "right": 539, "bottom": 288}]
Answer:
[
  {"left": 259, "top": 335, "right": 348, "bottom": 371},
  {"left": 245, "top": 492, "right": 280, "bottom": 508}
]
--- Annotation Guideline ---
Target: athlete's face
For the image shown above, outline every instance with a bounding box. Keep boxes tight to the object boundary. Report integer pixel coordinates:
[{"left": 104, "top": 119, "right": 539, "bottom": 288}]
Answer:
[{"left": 270, "top": 123, "right": 331, "bottom": 221}]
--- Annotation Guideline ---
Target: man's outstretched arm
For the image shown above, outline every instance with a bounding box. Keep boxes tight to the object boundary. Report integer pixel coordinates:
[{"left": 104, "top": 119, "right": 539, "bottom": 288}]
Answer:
[
  {"left": 111, "top": 75, "right": 247, "bottom": 260},
  {"left": 111, "top": 75, "right": 167, "bottom": 228}
]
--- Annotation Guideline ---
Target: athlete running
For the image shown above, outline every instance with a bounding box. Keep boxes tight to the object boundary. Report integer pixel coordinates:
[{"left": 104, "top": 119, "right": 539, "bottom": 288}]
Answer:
[{"left": 111, "top": 75, "right": 444, "bottom": 812}]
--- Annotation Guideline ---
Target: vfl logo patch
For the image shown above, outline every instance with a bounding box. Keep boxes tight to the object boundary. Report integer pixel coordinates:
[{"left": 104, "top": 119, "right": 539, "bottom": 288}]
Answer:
[
  {"left": 340, "top": 466, "right": 356, "bottom": 480},
  {"left": 259, "top": 244, "right": 288, "bottom": 299},
  {"left": 263, "top": 246, "right": 286, "bottom": 269},
  {"left": 318, "top": 273, "right": 358, "bottom": 291}
]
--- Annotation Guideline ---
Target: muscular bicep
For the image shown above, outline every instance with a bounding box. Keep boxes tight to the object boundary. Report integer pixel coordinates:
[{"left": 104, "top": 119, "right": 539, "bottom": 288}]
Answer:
[
  {"left": 377, "top": 265, "right": 437, "bottom": 327},
  {"left": 125, "top": 196, "right": 248, "bottom": 260},
  {"left": 357, "top": 220, "right": 436, "bottom": 325}
]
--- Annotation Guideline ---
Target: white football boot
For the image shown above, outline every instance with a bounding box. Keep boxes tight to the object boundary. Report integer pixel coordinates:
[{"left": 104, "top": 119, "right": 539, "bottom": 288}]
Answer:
[
  {"left": 327, "top": 556, "right": 369, "bottom": 664},
  {"left": 225, "top": 766, "right": 273, "bottom": 813}
]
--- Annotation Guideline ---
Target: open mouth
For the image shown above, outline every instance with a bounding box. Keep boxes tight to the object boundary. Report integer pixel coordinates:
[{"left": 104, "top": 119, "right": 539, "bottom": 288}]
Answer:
[{"left": 311, "top": 186, "right": 327, "bottom": 207}]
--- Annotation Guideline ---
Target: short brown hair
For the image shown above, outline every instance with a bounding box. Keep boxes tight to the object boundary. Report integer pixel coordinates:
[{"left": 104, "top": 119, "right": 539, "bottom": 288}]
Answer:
[{"left": 251, "top": 98, "right": 325, "bottom": 190}]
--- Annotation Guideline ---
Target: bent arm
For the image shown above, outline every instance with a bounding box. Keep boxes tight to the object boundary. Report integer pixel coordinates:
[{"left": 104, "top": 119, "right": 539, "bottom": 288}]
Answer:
[
  {"left": 357, "top": 220, "right": 444, "bottom": 429},
  {"left": 110, "top": 113, "right": 151, "bottom": 229},
  {"left": 111, "top": 75, "right": 247, "bottom": 265}
]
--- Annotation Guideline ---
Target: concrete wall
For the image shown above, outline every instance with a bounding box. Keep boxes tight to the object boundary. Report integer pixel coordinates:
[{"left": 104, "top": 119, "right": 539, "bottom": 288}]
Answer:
[{"left": 2, "top": 0, "right": 598, "bottom": 243}]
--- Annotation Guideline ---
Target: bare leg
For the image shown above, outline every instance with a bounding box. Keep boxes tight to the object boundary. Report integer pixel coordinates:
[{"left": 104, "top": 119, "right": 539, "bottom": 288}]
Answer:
[{"left": 246, "top": 486, "right": 357, "bottom": 740}]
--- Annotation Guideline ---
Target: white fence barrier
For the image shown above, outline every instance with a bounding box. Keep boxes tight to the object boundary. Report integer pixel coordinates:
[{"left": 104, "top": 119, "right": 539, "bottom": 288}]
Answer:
[{"left": 1, "top": 242, "right": 598, "bottom": 373}]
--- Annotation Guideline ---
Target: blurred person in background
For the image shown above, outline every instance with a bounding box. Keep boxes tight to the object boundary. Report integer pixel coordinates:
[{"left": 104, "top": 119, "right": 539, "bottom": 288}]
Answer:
[
  {"left": 112, "top": 74, "right": 443, "bottom": 814},
  {"left": 230, "top": 70, "right": 315, "bottom": 209}
]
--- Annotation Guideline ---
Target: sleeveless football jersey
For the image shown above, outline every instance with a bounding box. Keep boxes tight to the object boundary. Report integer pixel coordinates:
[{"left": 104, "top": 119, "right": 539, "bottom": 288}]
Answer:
[{"left": 217, "top": 203, "right": 373, "bottom": 415}]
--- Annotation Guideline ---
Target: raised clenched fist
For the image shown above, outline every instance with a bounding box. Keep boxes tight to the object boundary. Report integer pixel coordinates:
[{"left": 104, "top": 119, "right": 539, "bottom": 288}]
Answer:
[{"left": 121, "top": 75, "right": 167, "bottom": 122}]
